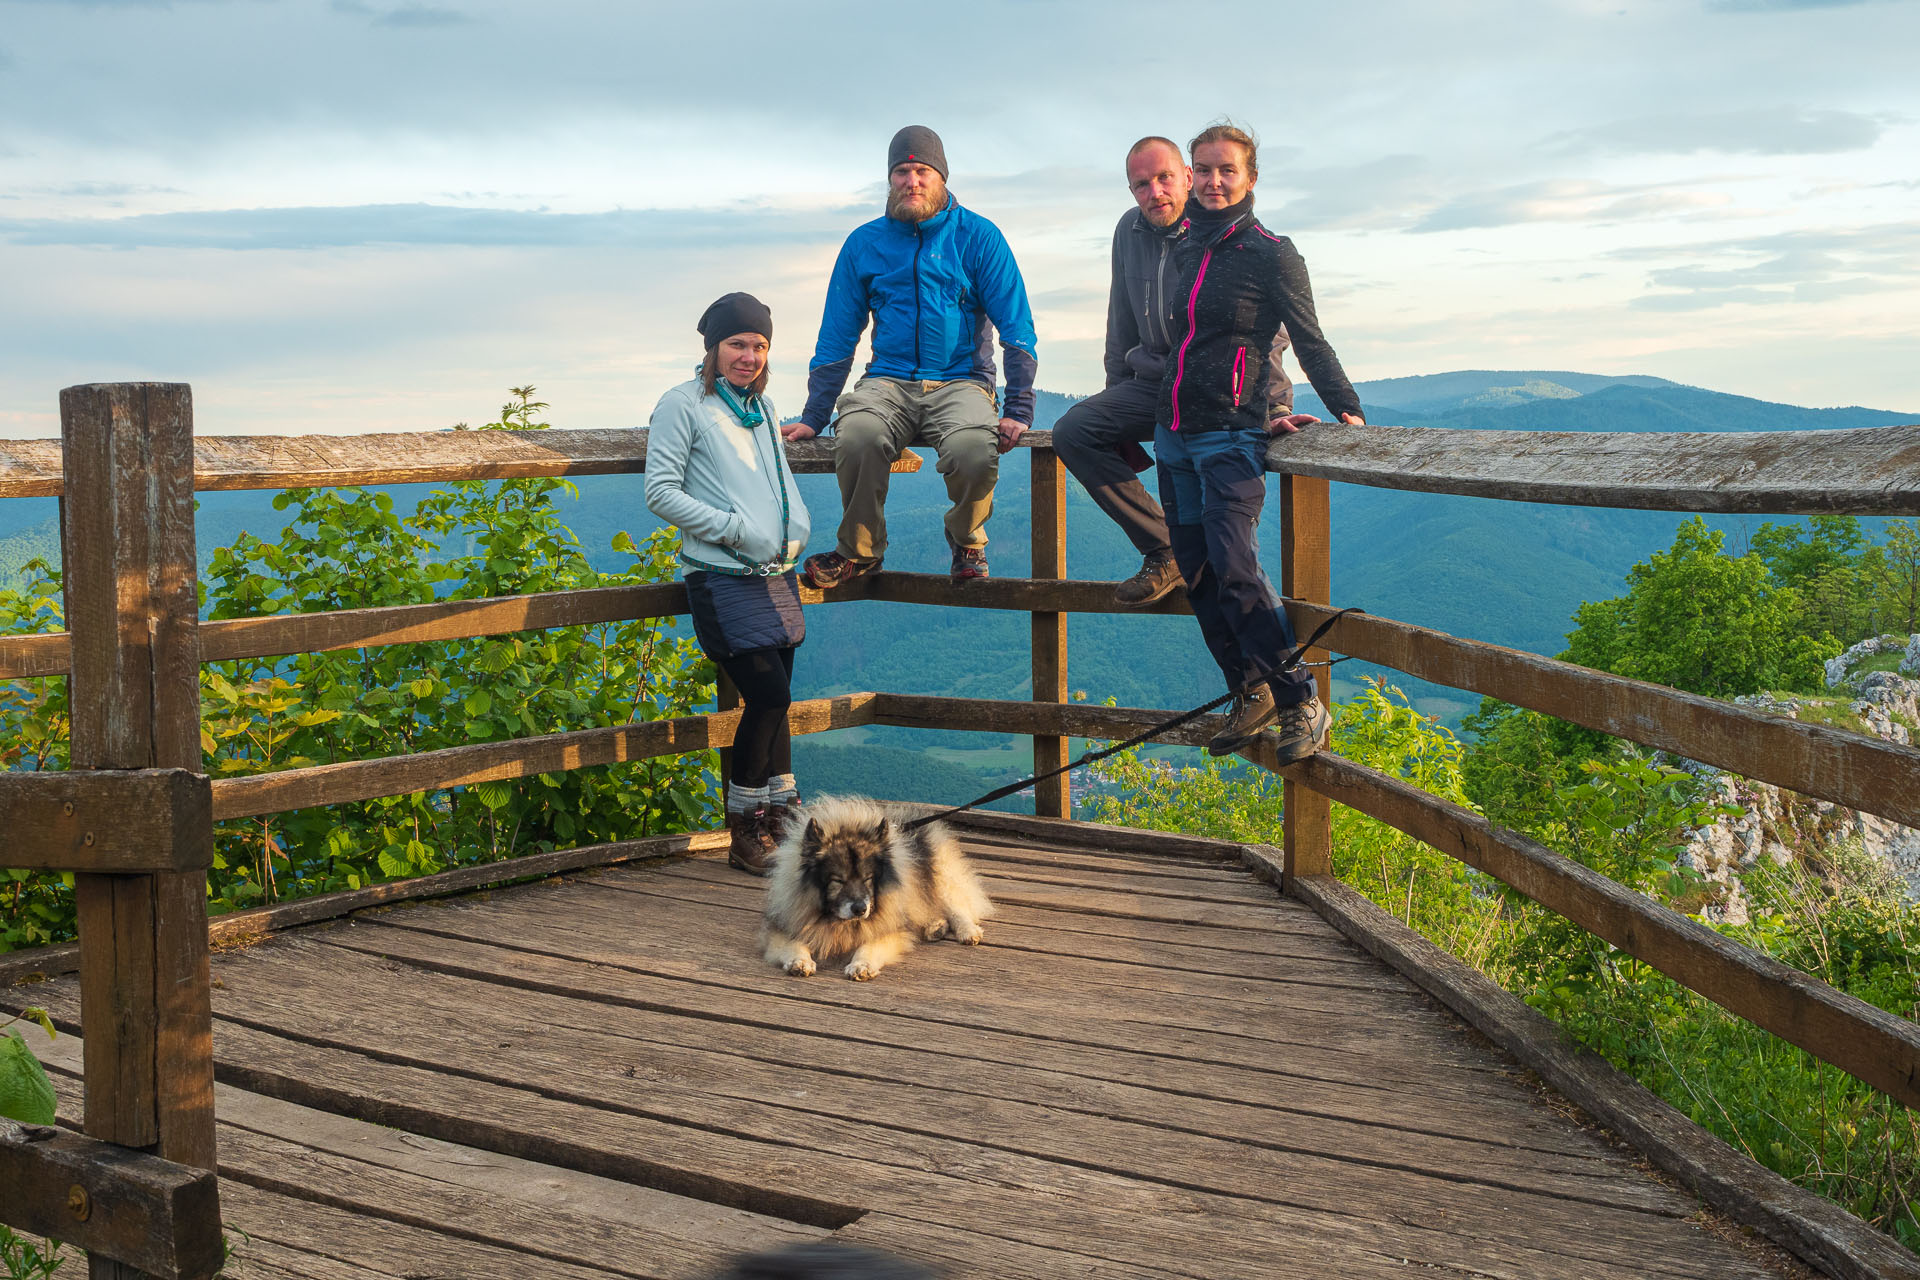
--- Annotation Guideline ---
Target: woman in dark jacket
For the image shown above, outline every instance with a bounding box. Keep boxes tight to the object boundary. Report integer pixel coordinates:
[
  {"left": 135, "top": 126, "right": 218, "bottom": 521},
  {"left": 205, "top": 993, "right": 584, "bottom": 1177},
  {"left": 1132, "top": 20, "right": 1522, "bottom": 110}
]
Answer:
[
  {"left": 645, "top": 293, "right": 813, "bottom": 875},
  {"left": 1155, "top": 122, "right": 1366, "bottom": 762}
]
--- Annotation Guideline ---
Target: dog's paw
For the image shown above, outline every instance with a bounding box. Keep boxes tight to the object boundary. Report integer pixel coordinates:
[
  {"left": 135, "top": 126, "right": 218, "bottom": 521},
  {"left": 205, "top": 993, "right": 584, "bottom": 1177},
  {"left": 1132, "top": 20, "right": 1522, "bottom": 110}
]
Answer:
[
  {"left": 952, "top": 922, "right": 984, "bottom": 945},
  {"left": 923, "top": 919, "right": 950, "bottom": 942},
  {"left": 844, "top": 959, "right": 880, "bottom": 981},
  {"left": 783, "top": 956, "right": 816, "bottom": 977}
]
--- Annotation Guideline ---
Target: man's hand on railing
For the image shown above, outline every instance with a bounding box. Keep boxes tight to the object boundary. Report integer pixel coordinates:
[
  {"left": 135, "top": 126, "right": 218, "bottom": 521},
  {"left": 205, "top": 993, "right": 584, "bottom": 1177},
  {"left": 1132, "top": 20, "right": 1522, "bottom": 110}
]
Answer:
[
  {"left": 996, "top": 418, "right": 1027, "bottom": 454},
  {"left": 780, "top": 422, "right": 818, "bottom": 442}
]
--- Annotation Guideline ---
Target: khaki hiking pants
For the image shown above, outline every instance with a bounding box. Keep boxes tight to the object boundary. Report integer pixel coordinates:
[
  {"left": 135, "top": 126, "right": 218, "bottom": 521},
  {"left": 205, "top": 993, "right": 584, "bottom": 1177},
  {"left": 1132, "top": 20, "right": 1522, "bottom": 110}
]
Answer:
[{"left": 831, "top": 376, "right": 1000, "bottom": 561}]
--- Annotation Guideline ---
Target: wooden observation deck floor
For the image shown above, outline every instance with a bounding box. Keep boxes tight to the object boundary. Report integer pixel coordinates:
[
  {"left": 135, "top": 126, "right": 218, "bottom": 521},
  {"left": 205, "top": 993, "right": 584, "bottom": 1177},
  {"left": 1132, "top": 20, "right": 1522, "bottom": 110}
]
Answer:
[{"left": 18, "top": 819, "right": 1811, "bottom": 1279}]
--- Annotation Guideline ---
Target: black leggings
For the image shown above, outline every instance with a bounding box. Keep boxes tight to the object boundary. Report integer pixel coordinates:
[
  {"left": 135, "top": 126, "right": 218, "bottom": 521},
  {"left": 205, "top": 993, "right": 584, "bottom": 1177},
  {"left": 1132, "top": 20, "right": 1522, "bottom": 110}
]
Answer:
[{"left": 714, "top": 645, "right": 796, "bottom": 788}]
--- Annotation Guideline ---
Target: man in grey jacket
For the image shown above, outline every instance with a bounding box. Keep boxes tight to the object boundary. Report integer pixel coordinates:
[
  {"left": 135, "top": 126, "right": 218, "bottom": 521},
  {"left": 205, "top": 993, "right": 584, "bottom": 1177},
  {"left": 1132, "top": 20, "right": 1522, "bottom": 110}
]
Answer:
[{"left": 1053, "top": 135, "right": 1296, "bottom": 607}]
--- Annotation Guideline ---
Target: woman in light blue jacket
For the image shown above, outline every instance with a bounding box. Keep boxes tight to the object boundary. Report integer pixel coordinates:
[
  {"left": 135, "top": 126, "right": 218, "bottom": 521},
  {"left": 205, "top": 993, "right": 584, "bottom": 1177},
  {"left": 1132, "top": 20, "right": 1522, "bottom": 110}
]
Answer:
[{"left": 645, "top": 293, "right": 811, "bottom": 875}]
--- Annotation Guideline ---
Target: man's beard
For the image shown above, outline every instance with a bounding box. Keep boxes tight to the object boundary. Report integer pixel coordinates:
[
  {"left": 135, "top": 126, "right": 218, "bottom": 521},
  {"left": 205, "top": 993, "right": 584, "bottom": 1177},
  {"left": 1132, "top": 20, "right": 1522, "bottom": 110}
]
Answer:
[{"left": 887, "top": 178, "right": 947, "bottom": 223}]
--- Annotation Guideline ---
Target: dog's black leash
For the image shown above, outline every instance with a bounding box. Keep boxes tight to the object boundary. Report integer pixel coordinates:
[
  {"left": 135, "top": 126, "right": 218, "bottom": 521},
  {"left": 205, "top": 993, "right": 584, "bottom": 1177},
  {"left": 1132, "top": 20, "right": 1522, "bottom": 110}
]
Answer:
[{"left": 902, "top": 606, "right": 1364, "bottom": 831}]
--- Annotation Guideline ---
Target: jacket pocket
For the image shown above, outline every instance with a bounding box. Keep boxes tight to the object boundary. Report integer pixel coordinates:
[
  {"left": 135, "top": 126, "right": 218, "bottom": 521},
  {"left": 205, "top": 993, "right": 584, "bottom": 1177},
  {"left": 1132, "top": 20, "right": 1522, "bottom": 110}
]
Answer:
[{"left": 1231, "top": 346, "right": 1248, "bottom": 408}]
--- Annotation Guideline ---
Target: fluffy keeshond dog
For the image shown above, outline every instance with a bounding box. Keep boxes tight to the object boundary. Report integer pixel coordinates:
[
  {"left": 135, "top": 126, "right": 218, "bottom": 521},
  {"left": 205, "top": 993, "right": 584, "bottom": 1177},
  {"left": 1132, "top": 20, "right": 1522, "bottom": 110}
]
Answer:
[{"left": 761, "top": 795, "right": 993, "bottom": 981}]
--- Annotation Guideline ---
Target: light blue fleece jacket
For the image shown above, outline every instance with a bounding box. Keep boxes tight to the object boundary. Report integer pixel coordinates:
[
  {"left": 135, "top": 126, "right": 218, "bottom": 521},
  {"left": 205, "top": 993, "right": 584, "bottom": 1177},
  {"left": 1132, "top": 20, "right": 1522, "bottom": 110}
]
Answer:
[{"left": 643, "top": 380, "right": 811, "bottom": 575}]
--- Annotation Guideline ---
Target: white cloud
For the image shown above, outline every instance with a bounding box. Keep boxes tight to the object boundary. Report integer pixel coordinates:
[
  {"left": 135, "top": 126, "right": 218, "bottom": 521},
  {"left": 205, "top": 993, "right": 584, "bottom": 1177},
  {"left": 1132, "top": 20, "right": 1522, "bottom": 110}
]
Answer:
[{"left": 1543, "top": 107, "right": 1887, "bottom": 156}]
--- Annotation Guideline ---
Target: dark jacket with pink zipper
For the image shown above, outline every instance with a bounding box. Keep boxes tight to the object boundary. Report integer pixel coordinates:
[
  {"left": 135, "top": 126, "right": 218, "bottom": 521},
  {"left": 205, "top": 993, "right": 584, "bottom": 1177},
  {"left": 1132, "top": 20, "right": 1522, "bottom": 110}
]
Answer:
[{"left": 1155, "top": 195, "right": 1363, "bottom": 435}]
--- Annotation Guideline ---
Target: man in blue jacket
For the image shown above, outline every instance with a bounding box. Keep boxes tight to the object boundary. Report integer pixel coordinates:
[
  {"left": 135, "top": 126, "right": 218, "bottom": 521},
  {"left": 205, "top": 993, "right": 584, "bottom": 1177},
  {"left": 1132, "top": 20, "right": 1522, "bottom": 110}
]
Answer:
[{"left": 782, "top": 126, "right": 1038, "bottom": 586}]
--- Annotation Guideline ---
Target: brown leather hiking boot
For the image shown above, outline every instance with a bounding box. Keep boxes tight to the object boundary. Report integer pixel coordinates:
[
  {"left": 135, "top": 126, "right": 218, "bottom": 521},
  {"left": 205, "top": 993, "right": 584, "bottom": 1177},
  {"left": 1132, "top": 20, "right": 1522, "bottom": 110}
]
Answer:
[
  {"left": 1115, "top": 551, "right": 1183, "bottom": 608},
  {"left": 1207, "top": 684, "right": 1279, "bottom": 757},
  {"left": 802, "top": 550, "right": 881, "bottom": 590},
  {"left": 726, "top": 807, "right": 777, "bottom": 876},
  {"left": 1267, "top": 694, "right": 1332, "bottom": 765}
]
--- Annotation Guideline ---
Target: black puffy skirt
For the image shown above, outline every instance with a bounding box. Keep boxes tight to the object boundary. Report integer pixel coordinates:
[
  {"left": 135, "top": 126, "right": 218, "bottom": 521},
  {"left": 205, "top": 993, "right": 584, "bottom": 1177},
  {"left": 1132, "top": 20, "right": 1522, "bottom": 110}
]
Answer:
[{"left": 684, "top": 569, "right": 806, "bottom": 659}]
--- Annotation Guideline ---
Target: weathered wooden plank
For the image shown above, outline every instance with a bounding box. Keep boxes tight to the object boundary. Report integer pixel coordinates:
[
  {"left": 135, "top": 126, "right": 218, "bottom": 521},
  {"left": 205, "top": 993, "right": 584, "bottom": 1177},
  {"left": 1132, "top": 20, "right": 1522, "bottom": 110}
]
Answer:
[
  {"left": 349, "top": 890, "right": 1568, "bottom": 1151},
  {"left": 1030, "top": 445, "right": 1069, "bottom": 819},
  {"left": 1283, "top": 868, "right": 1920, "bottom": 1280},
  {"left": 209, "top": 692, "right": 877, "bottom": 819},
  {"left": 0, "top": 1118, "right": 223, "bottom": 1280},
  {"left": 59, "top": 383, "right": 220, "bottom": 1207},
  {"left": 217, "top": 1236, "right": 394, "bottom": 1280},
  {"left": 170, "top": 940, "right": 1786, "bottom": 1280},
  {"left": 1264, "top": 745, "right": 1920, "bottom": 1113},
  {"left": 799, "top": 568, "right": 1194, "bottom": 614},
  {"left": 1265, "top": 422, "right": 1920, "bottom": 514},
  {"left": 198, "top": 582, "right": 689, "bottom": 663},
  {"left": 227, "top": 935, "right": 1689, "bottom": 1223},
  {"left": 0, "top": 431, "right": 926, "bottom": 498},
  {"left": 397, "top": 877, "right": 1530, "bottom": 1088},
  {"left": 1, "top": 829, "right": 732, "bottom": 989},
  {"left": 0, "top": 770, "right": 211, "bottom": 873},
  {"left": 1281, "top": 473, "right": 1335, "bottom": 881},
  {"left": 13, "top": 924, "right": 1796, "bottom": 1280},
  {"left": 216, "top": 1181, "right": 635, "bottom": 1280},
  {"left": 621, "top": 862, "right": 1442, "bottom": 1022},
  {"left": 0, "top": 630, "right": 71, "bottom": 679}
]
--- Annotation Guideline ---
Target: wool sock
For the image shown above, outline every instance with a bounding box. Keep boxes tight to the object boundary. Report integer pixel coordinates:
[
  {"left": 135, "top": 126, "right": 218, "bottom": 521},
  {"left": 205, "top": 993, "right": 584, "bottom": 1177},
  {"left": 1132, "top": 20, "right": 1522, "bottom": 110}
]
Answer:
[
  {"left": 768, "top": 774, "right": 799, "bottom": 807},
  {"left": 726, "top": 782, "right": 769, "bottom": 815}
]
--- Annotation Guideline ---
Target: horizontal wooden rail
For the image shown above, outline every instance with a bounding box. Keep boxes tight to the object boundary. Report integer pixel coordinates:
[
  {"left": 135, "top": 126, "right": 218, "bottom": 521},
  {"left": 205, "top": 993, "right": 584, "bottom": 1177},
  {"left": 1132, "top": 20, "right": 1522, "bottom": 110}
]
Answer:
[
  {"left": 12, "top": 575, "right": 1914, "bottom": 834},
  {"left": 4, "top": 572, "right": 1185, "bottom": 680},
  {"left": 0, "top": 430, "right": 932, "bottom": 498},
  {"left": 9, "top": 420, "right": 1919, "bottom": 512},
  {"left": 1266, "top": 423, "right": 1920, "bottom": 515},
  {"left": 0, "top": 631, "right": 69, "bottom": 680},
  {"left": 0, "top": 770, "right": 211, "bottom": 872},
  {"left": 1249, "top": 742, "right": 1920, "bottom": 1113},
  {"left": 1, "top": 1118, "right": 223, "bottom": 1280},
  {"left": 198, "top": 582, "right": 690, "bottom": 664},
  {"left": 1286, "top": 601, "right": 1920, "bottom": 831},
  {"left": 209, "top": 692, "right": 878, "bottom": 820}
]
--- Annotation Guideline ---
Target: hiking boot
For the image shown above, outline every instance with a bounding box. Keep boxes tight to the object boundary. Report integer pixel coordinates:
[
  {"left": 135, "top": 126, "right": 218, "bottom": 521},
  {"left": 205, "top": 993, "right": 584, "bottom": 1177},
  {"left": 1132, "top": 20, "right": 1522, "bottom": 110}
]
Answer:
[
  {"left": 1267, "top": 694, "right": 1332, "bottom": 766},
  {"left": 950, "top": 542, "right": 989, "bottom": 582},
  {"left": 1114, "top": 551, "right": 1183, "bottom": 608},
  {"left": 726, "top": 807, "right": 777, "bottom": 876},
  {"left": 802, "top": 550, "right": 881, "bottom": 590},
  {"left": 1207, "top": 683, "right": 1279, "bottom": 757},
  {"left": 765, "top": 796, "right": 804, "bottom": 843}
]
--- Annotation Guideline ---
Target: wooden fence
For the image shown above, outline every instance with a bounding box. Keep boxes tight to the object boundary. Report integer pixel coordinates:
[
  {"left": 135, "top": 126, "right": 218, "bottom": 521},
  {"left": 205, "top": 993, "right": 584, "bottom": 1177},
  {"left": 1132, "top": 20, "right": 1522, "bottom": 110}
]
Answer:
[{"left": 1, "top": 384, "right": 1918, "bottom": 1278}]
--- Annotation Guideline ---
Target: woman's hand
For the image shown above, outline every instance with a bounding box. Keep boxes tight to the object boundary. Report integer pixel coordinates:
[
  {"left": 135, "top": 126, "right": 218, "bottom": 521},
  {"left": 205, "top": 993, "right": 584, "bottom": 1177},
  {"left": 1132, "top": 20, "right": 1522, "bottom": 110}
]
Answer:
[{"left": 781, "top": 422, "right": 817, "bottom": 442}]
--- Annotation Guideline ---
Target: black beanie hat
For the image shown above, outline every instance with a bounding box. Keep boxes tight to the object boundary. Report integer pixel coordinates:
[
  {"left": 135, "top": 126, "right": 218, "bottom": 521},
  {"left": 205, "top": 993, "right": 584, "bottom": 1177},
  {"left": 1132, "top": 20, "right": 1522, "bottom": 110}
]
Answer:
[
  {"left": 696, "top": 292, "right": 772, "bottom": 350},
  {"left": 887, "top": 125, "right": 948, "bottom": 180}
]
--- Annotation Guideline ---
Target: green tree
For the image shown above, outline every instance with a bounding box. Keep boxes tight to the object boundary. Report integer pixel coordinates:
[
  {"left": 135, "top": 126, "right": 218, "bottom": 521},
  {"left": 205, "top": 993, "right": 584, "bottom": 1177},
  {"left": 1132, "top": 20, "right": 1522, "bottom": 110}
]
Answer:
[
  {"left": 1871, "top": 519, "right": 1920, "bottom": 634},
  {"left": 1562, "top": 517, "right": 1835, "bottom": 697}
]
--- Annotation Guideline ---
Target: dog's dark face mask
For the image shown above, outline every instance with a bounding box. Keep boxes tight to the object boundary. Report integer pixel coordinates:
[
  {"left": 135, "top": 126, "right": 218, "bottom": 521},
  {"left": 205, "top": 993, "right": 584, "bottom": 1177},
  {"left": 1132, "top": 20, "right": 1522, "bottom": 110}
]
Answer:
[{"left": 800, "top": 818, "right": 892, "bottom": 921}]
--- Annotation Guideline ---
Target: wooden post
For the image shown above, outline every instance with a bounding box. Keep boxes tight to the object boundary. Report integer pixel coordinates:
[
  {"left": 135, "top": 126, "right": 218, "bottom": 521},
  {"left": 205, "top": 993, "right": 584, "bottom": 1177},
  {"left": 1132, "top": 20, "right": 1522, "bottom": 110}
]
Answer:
[
  {"left": 60, "top": 384, "right": 218, "bottom": 1279},
  {"left": 1030, "top": 446, "right": 1069, "bottom": 819},
  {"left": 1280, "top": 474, "right": 1333, "bottom": 884}
]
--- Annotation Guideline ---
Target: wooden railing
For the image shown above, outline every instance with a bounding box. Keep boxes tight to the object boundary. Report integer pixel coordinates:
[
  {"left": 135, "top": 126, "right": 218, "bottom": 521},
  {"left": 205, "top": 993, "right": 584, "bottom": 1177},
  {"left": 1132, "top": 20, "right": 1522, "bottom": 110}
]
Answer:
[{"left": 2, "top": 385, "right": 1919, "bottom": 1278}]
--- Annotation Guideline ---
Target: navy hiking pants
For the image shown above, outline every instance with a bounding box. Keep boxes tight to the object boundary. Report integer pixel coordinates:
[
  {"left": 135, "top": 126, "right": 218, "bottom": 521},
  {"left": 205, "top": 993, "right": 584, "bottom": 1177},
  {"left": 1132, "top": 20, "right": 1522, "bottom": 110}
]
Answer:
[{"left": 1153, "top": 423, "right": 1315, "bottom": 708}]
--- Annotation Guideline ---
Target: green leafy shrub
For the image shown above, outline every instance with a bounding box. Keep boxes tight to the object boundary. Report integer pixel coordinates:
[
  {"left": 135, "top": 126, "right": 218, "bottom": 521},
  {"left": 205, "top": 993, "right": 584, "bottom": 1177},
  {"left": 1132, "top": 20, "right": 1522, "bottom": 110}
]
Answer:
[{"left": 1, "top": 389, "right": 718, "bottom": 949}]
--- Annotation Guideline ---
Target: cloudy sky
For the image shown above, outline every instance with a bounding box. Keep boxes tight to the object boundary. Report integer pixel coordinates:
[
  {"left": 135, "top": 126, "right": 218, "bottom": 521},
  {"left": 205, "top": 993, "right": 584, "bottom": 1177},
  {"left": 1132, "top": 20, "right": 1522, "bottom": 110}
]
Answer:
[{"left": 2, "top": 0, "right": 1917, "bottom": 438}]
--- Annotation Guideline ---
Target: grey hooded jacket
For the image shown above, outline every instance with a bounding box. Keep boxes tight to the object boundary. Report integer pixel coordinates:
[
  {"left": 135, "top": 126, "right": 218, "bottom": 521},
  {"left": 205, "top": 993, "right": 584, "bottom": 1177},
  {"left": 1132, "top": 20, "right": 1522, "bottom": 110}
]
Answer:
[{"left": 1104, "top": 207, "right": 1293, "bottom": 416}]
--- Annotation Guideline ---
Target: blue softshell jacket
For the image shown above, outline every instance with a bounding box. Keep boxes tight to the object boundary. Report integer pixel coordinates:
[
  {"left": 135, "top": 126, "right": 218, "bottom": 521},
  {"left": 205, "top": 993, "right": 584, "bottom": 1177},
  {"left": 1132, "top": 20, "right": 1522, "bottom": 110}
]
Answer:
[{"left": 801, "top": 195, "right": 1039, "bottom": 432}]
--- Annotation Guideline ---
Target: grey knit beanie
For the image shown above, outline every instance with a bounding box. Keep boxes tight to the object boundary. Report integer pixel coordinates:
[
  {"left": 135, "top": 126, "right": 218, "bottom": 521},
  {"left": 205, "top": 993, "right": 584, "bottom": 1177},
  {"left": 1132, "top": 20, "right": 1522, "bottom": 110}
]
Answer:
[{"left": 887, "top": 125, "right": 948, "bottom": 180}]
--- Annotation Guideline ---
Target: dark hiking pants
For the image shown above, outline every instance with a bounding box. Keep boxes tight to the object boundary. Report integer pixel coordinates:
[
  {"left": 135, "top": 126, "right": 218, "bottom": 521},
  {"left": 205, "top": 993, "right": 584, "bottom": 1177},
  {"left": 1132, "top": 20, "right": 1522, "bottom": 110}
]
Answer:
[
  {"left": 1051, "top": 377, "right": 1170, "bottom": 558},
  {"left": 1153, "top": 423, "right": 1315, "bottom": 707}
]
